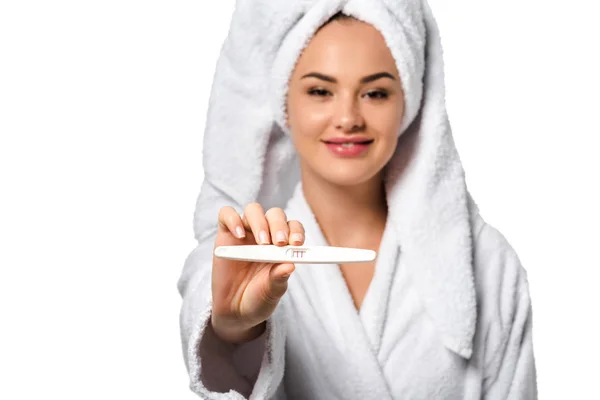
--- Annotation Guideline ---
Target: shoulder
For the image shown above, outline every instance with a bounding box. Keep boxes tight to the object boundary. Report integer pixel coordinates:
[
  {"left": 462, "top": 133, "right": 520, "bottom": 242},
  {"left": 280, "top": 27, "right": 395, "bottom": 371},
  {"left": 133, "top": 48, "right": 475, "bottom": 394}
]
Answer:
[
  {"left": 469, "top": 212, "right": 534, "bottom": 376},
  {"left": 465, "top": 193, "right": 531, "bottom": 319},
  {"left": 466, "top": 194, "right": 527, "bottom": 290},
  {"left": 469, "top": 213, "right": 531, "bottom": 310}
]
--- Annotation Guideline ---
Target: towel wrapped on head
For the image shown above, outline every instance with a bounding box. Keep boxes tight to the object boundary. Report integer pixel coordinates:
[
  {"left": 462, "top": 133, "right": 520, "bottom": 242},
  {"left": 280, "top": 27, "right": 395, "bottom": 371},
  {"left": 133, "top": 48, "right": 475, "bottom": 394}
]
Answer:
[{"left": 192, "top": 0, "right": 477, "bottom": 359}]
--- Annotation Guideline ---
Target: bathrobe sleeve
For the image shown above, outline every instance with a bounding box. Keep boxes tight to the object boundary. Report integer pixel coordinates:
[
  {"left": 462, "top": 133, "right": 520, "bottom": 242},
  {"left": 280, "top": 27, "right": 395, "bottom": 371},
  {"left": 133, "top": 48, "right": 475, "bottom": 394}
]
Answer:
[
  {"left": 178, "top": 235, "right": 287, "bottom": 399},
  {"left": 476, "top": 223, "right": 538, "bottom": 399}
]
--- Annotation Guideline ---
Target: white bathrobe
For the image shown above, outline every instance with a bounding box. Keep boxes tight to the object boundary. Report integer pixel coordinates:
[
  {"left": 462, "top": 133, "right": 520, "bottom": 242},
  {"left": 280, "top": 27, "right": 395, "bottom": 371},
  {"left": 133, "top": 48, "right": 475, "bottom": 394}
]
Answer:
[
  {"left": 177, "top": 0, "right": 537, "bottom": 398},
  {"left": 179, "top": 182, "right": 536, "bottom": 400}
]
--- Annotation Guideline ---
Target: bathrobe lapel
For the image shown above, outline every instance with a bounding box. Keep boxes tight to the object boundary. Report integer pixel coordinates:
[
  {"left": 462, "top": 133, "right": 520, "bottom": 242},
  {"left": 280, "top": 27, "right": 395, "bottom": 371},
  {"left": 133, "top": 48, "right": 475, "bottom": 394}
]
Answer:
[
  {"left": 286, "top": 183, "right": 395, "bottom": 399},
  {"left": 358, "top": 221, "right": 400, "bottom": 356}
]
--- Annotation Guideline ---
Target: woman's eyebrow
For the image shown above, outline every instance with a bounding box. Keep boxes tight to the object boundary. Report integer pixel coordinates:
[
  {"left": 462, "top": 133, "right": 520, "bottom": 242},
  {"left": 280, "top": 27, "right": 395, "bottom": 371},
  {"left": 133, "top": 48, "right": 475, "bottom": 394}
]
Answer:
[{"left": 300, "top": 71, "right": 396, "bottom": 83}]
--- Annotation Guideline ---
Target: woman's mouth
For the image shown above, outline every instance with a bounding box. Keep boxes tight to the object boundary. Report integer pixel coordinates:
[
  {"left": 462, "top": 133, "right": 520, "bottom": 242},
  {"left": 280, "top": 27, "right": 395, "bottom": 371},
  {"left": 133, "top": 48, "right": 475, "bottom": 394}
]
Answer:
[{"left": 322, "top": 138, "right": 374, "bottom": 157}]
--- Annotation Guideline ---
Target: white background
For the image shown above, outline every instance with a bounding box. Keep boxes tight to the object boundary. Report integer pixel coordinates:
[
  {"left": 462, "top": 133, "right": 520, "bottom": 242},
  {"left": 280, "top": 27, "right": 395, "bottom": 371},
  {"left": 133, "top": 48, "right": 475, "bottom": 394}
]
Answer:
[{"left": 1, "top": 0, "right": 598, "bottom": 398}]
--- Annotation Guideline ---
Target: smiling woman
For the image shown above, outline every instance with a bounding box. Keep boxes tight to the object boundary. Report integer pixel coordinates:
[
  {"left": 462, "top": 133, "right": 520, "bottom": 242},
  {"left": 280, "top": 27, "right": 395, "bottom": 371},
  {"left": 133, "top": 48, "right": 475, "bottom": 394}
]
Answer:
[
  {"left": 177, "top": 1, "right": 538, "bottom": 399},
  {"left": 286, "top": 13, "right": 404, "bottom": 190}
]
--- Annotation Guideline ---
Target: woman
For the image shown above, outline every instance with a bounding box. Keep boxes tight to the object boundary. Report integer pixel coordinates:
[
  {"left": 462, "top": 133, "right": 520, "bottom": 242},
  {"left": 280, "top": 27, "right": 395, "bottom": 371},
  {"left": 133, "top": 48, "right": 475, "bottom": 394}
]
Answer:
[{"left": 178, "top": 1, "right": 537, "bottom": 399}]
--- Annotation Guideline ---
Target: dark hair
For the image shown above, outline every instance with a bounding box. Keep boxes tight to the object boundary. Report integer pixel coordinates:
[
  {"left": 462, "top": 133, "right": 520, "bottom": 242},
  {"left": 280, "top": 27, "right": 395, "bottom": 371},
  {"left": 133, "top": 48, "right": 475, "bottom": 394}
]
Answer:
[{"left": 321, "top": 11, "right": 356, "bottom": 28}]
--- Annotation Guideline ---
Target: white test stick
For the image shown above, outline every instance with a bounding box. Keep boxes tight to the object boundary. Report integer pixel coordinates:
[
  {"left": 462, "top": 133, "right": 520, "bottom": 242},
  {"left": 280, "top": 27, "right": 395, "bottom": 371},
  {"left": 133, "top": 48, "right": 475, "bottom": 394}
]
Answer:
[{"left": 214, "top": 245, "right": 376, "bottom": 264}]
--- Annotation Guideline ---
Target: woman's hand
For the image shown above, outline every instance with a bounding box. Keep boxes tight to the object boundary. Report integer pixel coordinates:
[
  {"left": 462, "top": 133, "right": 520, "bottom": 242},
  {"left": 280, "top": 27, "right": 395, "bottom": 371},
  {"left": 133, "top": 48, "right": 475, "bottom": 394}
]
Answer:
[{"left": 210, "top": 202, "right": 305, "bottom": 344}]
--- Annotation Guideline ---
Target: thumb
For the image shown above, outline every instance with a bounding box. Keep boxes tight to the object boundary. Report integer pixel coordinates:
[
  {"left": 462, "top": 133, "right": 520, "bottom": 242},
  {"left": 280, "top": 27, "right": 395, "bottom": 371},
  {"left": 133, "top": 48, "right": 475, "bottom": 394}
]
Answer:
[{"left": 268, "top": 263, "right": 295, "bottom": 299}]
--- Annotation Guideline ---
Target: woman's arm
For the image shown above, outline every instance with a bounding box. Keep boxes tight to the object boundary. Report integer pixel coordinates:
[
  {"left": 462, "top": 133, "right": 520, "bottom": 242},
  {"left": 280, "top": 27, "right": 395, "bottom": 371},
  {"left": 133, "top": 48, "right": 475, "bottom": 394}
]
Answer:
[
  {"left": 199, "top": 318, "right": 267, "bottom": 396},
  {"left": 178, "top": 237, "right": 287, "bottom": 399},
  {"left": 483, "top": 281, "right": 537, "bottom": 399},
  {"left": 474, "top": 222, "right": 538, "bottom": 399}
]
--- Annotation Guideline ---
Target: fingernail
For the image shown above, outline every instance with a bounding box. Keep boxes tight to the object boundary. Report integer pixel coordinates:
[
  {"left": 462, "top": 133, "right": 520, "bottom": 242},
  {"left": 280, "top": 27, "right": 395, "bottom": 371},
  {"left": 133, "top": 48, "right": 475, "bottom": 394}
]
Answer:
[
  {"left": 259, "top": 230, "right": 269, "bottom": 244},
  {"left": 235, "top": 226, "right": 245, "bottom": 239},
  {"left": 290, "top": 233, "right": 303, "bottom": 243},
  {"left": 275, "top": 231, "right": 287, "bottom": 243}
]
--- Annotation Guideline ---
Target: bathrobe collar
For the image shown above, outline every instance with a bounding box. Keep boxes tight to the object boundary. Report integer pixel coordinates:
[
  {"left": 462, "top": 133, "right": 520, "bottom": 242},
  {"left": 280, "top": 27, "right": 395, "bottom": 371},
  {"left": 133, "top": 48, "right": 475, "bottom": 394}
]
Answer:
[{"left": 289, "top": 162, "right": 479, "bottom": 360}]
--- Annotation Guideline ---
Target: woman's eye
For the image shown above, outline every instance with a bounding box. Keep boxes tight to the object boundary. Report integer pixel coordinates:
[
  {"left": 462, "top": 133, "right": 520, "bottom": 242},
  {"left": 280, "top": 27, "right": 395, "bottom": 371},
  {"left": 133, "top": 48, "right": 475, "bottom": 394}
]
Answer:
[
  {"left": 366, "top": 90, "right": 389, "bottom": 99},
  {"left": 308, "top": 88, "right": 330, "bottom": 97}
]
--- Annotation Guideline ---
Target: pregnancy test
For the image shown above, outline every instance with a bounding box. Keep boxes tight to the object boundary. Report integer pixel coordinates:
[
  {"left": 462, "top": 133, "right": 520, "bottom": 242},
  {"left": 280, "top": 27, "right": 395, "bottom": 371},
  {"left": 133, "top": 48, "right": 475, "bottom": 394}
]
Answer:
[{"left": 214, "top": 245, "right": 376, "bottom": 264}]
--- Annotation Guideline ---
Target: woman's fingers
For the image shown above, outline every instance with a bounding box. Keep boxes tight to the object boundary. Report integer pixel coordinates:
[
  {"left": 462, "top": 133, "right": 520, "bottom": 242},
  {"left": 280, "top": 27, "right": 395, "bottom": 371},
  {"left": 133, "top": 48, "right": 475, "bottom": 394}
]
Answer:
[
  {"left": 265, "top": 207, "right": 289, "bottom": 245},
  {"left": 218, "top": 206, "right": 246, "bottom": 239},
  {"left": 243, "top": 203, "right": 270, "bottom": 244},
  {"left": 231, "top": 203, "right": 306, "bottom": 246},
  {"left": 287, "top": 220, "right": 305, "bottom": 245},
  {"left": 270, "top": 263, "right": 295, "bottom": 280},
  {"left": 267, "top": 263, "right": 295, "bottom": 300}
]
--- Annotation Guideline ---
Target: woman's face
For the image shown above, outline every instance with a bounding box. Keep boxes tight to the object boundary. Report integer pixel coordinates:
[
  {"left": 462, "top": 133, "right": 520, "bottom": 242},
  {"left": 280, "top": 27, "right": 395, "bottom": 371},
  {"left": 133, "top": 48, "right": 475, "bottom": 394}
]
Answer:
[{"left": 286, "top": 18, "right": 405, "bottom": 187}]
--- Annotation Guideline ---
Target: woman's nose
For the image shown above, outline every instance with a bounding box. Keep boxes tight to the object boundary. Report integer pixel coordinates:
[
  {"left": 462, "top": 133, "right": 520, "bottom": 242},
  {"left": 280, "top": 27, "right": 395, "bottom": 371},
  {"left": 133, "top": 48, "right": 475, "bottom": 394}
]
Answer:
[{"left": 333, "top": 95, "right": 365, "bottom": 132}]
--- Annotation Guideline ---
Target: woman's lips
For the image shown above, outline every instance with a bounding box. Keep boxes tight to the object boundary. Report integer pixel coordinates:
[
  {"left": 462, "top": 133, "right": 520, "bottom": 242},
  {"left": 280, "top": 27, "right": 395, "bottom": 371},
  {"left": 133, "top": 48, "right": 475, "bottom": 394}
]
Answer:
[{"left": 322, "top": 140, "right": 373, "bottom": 157}]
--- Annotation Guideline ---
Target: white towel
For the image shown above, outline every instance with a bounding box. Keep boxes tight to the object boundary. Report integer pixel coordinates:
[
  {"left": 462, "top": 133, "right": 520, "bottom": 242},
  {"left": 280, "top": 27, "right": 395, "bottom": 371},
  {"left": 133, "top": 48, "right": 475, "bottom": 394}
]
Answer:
[
  {"left": 192, "top": 0, "right": 473, "bottom": 355},
  {"left": 177, "top": 0, "right": 537, "bottom": 398}
]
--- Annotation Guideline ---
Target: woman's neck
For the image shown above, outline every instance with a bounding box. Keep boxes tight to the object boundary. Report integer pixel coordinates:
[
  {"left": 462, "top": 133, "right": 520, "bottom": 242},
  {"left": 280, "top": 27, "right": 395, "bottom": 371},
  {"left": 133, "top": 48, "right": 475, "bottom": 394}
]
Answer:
[{"left": 301, "top": 168, "right": 388, "bottom": 247}]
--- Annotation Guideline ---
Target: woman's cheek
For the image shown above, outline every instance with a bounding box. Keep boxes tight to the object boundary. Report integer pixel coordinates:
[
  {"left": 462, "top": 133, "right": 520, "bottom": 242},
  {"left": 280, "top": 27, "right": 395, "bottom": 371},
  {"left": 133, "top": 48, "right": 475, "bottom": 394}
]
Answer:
[{"left": 297, "top": 107, "right": 330, "bottom": 138}]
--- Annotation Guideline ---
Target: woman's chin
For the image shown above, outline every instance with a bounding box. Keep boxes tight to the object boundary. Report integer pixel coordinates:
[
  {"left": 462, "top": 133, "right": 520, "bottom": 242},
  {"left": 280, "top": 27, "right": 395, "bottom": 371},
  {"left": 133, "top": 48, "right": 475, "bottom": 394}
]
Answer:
[
  {"left": 318, "top": 168, "right": 378, "bottom": 187},
  {"left": 299, "top": 155, "right": 385, "bottom": 188}
]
